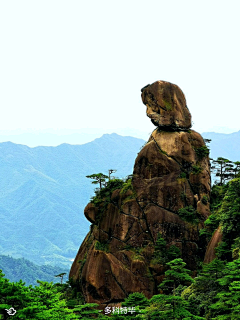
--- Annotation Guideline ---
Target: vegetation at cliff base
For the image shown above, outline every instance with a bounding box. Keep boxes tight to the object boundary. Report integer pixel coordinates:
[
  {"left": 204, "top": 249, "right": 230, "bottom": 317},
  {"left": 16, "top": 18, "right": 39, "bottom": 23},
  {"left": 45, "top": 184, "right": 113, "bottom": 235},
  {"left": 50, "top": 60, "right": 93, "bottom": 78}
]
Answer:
[
  {"left": 1, "top": 188, "right": 240, "bottom": 319},
  {"left": 195, "top": 145, "right": 209, "bottom": 159}
]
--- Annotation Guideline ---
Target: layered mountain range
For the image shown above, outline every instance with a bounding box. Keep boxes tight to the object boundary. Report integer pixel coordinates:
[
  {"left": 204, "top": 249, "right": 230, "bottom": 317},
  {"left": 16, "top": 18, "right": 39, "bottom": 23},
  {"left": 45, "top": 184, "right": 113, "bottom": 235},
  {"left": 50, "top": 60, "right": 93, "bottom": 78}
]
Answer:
[{"left": 0, "top": 135, "right": 145, "bottom": 268}]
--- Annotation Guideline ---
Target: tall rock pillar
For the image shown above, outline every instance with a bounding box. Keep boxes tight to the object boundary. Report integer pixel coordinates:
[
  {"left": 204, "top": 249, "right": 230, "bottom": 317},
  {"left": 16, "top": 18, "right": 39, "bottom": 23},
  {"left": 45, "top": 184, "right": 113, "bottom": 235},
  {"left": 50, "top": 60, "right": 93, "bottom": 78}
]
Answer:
[{"left": 69, "top": 80, "right": 211, "bottom": 305}]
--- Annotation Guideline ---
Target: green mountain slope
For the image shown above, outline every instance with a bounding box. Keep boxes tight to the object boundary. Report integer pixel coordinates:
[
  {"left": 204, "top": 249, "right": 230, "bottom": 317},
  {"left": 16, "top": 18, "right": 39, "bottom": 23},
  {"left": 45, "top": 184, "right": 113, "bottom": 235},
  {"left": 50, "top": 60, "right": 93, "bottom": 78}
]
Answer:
[
  {"left": 0, "top": 255, "right": 69, "bottom": 286},
  {"left": 0, "top": 133, "right": 145, "bottom": 267}
]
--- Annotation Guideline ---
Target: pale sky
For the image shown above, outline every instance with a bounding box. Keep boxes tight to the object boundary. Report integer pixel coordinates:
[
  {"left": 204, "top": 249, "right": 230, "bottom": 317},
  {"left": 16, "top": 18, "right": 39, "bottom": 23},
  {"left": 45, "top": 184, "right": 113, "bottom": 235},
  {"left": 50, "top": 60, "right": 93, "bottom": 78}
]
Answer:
[{"left": 0, "top": 1, "right": 240, "bottom": 142}]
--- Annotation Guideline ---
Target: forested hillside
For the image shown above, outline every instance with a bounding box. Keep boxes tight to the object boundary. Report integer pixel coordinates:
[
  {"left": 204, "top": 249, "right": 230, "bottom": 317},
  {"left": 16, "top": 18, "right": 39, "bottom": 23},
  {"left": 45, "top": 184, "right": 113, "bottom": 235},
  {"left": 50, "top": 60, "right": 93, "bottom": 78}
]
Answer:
[
  {"left": 0, "top": 255, "right": 68, "bottom": 286},
  {"left": 0, "top": 134, "right": 145, "bottom": 268}
]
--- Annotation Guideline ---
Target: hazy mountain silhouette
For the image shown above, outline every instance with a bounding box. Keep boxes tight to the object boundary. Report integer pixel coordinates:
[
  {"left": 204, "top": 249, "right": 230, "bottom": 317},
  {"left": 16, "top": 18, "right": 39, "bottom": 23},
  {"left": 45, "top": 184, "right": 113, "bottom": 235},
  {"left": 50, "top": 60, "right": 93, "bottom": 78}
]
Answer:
[
  {"left": 0, "top": 254, "right": 69, "bottom": 286},
  {"left": 202, "top": 130, "right": 240, "bottom": 161},
  {"left": 0, "top": 133, "right": 145, "bottom": 268}
]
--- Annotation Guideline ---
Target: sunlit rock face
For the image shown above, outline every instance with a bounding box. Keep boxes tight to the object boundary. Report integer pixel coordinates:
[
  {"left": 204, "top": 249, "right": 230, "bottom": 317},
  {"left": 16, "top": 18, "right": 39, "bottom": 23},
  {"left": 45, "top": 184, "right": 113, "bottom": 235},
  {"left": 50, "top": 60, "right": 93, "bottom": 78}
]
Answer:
[
  {"left": 70, "top": 80, "right": 211, "bottom": 306},
  {"left": 203, "top": 226, "right": 222, "bottom": 263},
  {"left": 141, "top": 80, "right": 191, "bottom": 130}
]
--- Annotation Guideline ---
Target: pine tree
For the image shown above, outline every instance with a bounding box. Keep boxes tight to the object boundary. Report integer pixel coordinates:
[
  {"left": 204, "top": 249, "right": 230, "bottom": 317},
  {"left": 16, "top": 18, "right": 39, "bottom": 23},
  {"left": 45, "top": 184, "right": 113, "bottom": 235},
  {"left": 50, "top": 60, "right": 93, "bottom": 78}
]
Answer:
[
  {"left": 139, "top": 294, "right": 204, "bottom": 320},
  {"left": 86, "top": 173, "right": 109, "bottom": 190},
  {"left": 211, "top": 157, "right": 234, "bottom": 185},
  {"left": 210, "top": 258, "right": 240, "bottom": 319},
  {"left": 182, "top": 259, "right": 225, "bottom": 317},
  {"left": 159, "top": 258, "right": 194, "bottom": 295}
]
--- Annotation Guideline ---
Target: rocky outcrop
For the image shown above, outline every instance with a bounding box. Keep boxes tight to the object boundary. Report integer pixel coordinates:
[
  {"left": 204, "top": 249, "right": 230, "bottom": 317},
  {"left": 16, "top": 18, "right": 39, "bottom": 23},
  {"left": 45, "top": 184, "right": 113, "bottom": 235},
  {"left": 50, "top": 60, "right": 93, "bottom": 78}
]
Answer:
[
  {"left": 141, "top": 80, "right": 191, "bottom": 130},
  {"left": 69, "top": 80, "right": 211, "bottom": 305}
]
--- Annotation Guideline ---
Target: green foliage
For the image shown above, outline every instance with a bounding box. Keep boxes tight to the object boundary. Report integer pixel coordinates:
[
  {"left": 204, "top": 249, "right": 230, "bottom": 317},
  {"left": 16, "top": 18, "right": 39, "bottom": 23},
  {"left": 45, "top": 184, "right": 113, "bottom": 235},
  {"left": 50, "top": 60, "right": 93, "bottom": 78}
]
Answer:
[
  {"left": 211, "top": 178, "right": 240, "bottom": 260},
  {"left": 67, "top": 277, "right": 85, "bottom": 306},
  {"left": 177, "top": 205, "right": 199, "bottom": 224},
  {"left": 201, "top": 213, "right": 221, "bottom": 243},
  {"left": 209, "top": 258, "right": 240, "bottom": 319},
  {"left": 179, "top": 172, "right": 186, "bottom": 179},
  {"left": 90, "top": 178, "right": 125, "bottom": 223},
  {"left": 122, "top": 292, "right": 149, "bottom": 307},
  {"left": 182, "top": 259, "right": 225, "bottom": 318},
  {"left": 180, "top": 191, "right": 187, "bottom": 203},
  {"left": 211, "top": 157, "right": 236, "bottom": 185},
  {"left": 72, "top": 303, "right": 103, "bottom": 319},
  {"left": 159, "top": 258, "right": 194, "bottom": 295},
  {"left": 130, "top": 247, "right": 145, "bottom": 261},
  {"left": 201, "top": 195, "right": 209, "bottom": 205},
  {"left": 167, "top": 245, "right": 181, "bottom": 262},
  {"left": 163, "top": 98, "right": 172, "bottom": 111},
  {"left": 0, "top": 271, "right": 79, "bottom": 319},
  {"left": 191, "top": 165, "right": 202, "bottom": 174},
  {"left": 95, "top": 241, "right": 109, "bottom": 252},
  {"left": 220, "top": 178, "right": 240, "bottom": 236},
  {"left": 0, "top": 270, "right": 111, "bottom": 319},
  {"left": 204, "top": 214, "right": 220, "bottom": 231},
  {"left": 78, "top": 257, "right": 87, "bottom": 278},
  {"left": 0, "top": 255, "right": 68, "bottom": 286},
  {"left": 120, "top": 178, "right": 133, "bottom": 194},
  {"left": 155, "top": 233, "right": 167, "bottom": 254},
  {"left": 231, "top": 237, "right": 240, "bottom": 260},
  {"left": 86, "top": 173, "right": 109, "bottom": 190},
  {"left": 152, "top": 233, "right": 181, "bottom": 265},
  {"left": 234, "top": 161, "right": 240, "bottom": 178},
  {"left": 91, "top": 178, "right": 125, "bottom": 205},
  {"left": 201, "top": 183, "right": 228, "bottom": 241},
  {"left": 54, "top": 272, "right": 66, "bottom": 284},
  {"left": 195, "top": 146, "right": 209, "bottom": 159},
  {"left": 210, "top": 184, "right": 229, "bottom": 211},
  {"left": 123, "top": 244, "right": 133, "bottom": 251},
  {"left": 139, "top": 294, "right": 204, "bottom": 319},
  {"left": 215, "top": 241, "right": 231, "bottom": 260}
]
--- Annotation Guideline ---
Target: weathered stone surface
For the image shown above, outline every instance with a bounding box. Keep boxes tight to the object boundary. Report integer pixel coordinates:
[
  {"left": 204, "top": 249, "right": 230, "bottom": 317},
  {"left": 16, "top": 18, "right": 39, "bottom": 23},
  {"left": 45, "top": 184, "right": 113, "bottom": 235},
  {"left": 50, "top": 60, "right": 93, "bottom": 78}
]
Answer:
[
  {"left": 203, "top": 226, "right": 222, "bottom": 263},
  {"left": 69, "top": 80, "right": 211, "bottom": 305},
  {"left": 84, "top": 203, "right": 98, "bottom": 224},
  {"left": 141, "top": 80, "right": 191, "bottom": 130}
]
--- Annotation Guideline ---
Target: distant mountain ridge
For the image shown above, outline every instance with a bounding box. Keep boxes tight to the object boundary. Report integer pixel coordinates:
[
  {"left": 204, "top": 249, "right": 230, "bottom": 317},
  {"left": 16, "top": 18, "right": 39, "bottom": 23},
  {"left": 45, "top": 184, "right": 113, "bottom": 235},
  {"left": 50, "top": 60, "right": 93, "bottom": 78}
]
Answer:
[
  {"left": 0, "top": 133, "right": 145, "bottom": 268},
  {"left": 0, "top": 128, "right": 151, "bottom": 147},
  {"left": 202, "top": 130, "right": 240, "bottom": 161},
  {"left": 0, "top": 255, "right": 68, "bottom": 286}
]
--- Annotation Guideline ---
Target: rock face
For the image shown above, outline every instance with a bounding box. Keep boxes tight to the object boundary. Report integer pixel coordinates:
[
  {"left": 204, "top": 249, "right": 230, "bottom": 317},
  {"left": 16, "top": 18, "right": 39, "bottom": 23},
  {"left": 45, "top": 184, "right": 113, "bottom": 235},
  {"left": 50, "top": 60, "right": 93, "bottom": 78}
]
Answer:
[
  {"left": 203, "top": 226, "right": 222, "bottom": 263},
  {"left": 141, "top": 80, "right": 191, "bottom": 130},
  {"left": 69, "top": 80, "right": 211, "bottom": 305}
]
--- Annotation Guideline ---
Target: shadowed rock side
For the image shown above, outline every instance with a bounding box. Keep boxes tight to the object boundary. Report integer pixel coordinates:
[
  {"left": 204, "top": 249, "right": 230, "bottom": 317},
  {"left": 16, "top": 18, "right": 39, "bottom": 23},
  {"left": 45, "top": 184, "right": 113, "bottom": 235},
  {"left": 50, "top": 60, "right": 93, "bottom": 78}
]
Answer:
[{"left": 69, "top": 80, "right": 211, "bottom": 305}]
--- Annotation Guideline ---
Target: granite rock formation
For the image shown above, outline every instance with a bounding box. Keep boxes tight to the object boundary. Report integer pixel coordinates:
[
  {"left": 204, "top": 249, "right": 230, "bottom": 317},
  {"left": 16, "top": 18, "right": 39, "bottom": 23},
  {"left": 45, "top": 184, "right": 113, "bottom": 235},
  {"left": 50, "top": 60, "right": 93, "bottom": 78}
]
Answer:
[
  {"left": 69, "top": 80, "right": 211, "bottom": 305},
  {"left": 141, "top": 81, "right": 191, "bottom": 130}
]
